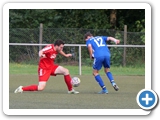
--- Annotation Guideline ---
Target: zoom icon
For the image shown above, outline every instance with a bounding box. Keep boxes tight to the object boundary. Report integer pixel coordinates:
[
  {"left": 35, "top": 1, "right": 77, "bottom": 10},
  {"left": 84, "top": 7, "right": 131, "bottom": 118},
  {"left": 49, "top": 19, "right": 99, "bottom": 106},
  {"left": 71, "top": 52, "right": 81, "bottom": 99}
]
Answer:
[{"left": 136, "top": 89, "right": 158, "bottom": 110}]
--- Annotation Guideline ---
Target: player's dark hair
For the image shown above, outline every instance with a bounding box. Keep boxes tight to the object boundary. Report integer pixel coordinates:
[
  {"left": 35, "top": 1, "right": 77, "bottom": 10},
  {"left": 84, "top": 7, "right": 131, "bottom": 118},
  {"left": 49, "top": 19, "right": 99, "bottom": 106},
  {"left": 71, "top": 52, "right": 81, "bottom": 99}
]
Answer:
[
  {"left": 54, "top": 40, "right": 64, "bottom": 46},
  {"left": 84, "top": 32, "right": 93, "bottom": 39}
]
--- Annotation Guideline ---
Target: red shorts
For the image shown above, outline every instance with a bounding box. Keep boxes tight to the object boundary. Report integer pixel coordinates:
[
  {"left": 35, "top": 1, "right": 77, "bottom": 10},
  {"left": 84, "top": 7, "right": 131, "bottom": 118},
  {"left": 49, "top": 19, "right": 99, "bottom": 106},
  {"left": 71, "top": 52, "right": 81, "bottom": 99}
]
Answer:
[{"left": 38, "top": 65, "right": 59, "bottom": 82}]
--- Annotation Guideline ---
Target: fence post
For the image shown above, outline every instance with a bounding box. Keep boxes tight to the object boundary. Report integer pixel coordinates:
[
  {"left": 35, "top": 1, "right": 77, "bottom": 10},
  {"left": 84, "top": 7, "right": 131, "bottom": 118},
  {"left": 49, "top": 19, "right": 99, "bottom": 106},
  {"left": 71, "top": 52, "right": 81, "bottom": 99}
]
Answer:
[
  {"left": 39, "top": 23, "right": 43, "bottom": 51},
  {"left": 79, "top": 46, "right": 82, "bottom": 75},
  {"left": 123, "top": 25, "right": 127, "bottom": 66}
]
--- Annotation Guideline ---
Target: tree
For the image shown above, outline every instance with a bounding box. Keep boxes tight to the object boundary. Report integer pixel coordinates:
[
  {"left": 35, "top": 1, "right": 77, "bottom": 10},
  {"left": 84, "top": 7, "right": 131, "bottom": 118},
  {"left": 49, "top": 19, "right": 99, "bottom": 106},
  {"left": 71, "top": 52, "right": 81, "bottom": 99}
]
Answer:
[{"left": 9, "top": 9, "right": 145, "bottom": 32}]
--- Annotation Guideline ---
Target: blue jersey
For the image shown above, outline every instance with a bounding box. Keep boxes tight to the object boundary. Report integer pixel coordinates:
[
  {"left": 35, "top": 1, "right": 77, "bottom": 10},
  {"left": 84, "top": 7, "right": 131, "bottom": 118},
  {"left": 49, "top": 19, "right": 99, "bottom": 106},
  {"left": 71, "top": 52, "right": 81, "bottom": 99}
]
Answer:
[{"left": 86, "top": 36, "right": 110, "bottom": 58}]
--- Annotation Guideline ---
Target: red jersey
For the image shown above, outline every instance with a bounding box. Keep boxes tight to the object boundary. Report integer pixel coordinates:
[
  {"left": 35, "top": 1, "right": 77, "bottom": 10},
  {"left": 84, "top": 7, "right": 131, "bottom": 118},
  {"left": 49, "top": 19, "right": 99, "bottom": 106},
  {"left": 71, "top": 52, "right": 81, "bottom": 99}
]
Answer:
[{"left": 39, "top": 44, "right": 58, "bottom": 69}]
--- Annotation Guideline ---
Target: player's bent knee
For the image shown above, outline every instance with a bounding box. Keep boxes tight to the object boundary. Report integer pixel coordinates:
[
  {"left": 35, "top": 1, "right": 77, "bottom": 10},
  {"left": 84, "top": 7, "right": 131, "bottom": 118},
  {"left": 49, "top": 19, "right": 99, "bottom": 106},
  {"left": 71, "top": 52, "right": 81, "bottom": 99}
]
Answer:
[
  {"left": 93, "top": 72, "right": 98, "bottom": 76},
  {"left": 55, "top": 66, "right": 70, "bottom": 75},
  {"left": 38, "top": 86, "right": 45, "bottom": 91},
  {"left": 105, "top": 68, "right": 110, "bottom": 73},
  {"left": 60, "top": 66, "right": 70, "bottom": 75},
  {"left": 64, "top": 68, "right": 69, "bottom": 75},
  {"left": 38, "top": 82, "right": 46, "bottom": 91}
]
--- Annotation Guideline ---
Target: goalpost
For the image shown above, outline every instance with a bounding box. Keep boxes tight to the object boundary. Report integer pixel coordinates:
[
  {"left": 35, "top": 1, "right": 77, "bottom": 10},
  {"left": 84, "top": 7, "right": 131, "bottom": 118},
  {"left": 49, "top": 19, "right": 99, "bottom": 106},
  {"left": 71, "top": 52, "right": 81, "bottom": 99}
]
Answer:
[{"left": 9, "top": 43, "right": 145, "bottom": 75}]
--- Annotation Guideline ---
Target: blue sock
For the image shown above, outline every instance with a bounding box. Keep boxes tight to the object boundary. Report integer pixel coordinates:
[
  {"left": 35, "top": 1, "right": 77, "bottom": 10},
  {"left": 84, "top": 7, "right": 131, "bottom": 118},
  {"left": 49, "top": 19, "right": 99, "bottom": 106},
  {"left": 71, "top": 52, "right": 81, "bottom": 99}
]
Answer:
[
  {"left": 106, "top": 72, "right": 115, "bottom": 83},
  {"left": 95, "top": 75, "right": 106, "bottom": 90}
]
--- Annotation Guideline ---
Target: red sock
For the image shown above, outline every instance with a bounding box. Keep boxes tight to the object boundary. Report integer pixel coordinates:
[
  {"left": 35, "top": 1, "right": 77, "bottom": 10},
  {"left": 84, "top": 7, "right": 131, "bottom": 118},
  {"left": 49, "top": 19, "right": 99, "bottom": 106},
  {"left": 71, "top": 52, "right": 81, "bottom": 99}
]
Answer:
[
  {"left": 22, "top": 85, "right": 38, "bottom": 91},
  {"left": 64, "top": 75, "right": 73, "bottom": 91}
]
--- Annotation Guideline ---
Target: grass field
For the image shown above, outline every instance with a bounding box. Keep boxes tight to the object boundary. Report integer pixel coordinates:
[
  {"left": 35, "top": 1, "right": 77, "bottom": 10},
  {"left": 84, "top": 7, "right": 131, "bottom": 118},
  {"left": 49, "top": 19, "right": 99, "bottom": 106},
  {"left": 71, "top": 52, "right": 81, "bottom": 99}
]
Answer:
[
  {"left": 9, "top": 63, "right": 145, "bottom": 111},
  {"left": 9, "top": 63, "right": 145, "bottom": 75}
]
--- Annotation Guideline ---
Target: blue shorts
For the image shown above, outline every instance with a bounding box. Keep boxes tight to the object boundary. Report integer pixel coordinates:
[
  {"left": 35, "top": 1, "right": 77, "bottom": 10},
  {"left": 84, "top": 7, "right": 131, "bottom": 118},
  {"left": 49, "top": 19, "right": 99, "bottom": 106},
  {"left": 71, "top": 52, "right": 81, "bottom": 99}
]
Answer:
[{"left": 93, "top": 56, "right": 110, "bottom": 70}]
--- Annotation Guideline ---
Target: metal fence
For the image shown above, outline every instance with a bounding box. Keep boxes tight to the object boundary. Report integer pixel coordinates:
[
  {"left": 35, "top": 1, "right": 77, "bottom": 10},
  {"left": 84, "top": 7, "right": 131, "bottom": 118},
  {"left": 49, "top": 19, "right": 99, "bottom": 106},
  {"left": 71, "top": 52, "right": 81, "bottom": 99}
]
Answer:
[{"left": 9, "top": 28, "right": 145, "bottom": 68}]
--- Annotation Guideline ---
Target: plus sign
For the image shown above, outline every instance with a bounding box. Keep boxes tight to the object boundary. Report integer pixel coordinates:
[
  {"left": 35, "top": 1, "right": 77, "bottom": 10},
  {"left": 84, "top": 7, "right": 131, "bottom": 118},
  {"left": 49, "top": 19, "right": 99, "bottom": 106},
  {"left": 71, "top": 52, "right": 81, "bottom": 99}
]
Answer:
[
  {"left": 137, "top": 89, "right": 158, "bottom": 110},
  {"left": 142, "top": 93, "right": 153, "bottom": 105}
]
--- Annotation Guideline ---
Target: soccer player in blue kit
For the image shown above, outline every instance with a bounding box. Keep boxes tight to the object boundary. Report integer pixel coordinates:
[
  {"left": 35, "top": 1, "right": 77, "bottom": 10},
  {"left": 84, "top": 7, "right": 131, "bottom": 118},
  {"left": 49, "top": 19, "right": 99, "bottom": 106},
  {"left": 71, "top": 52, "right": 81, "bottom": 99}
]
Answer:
[{"left": 84, "top": 32, "right": 120, "bottom": 94}]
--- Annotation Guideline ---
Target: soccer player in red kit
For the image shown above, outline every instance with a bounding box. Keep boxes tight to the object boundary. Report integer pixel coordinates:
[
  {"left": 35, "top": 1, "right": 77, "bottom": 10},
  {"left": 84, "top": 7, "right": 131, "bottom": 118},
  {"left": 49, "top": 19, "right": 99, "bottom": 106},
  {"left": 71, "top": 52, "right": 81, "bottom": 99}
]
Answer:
[{"left": 14, "top": 40, "right": 79, "bottom": 94}]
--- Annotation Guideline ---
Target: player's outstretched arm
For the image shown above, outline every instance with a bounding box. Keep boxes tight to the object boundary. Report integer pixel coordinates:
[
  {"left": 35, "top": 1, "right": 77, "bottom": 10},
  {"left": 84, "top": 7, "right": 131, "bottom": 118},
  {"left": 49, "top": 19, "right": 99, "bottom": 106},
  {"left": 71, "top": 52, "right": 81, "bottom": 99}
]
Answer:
[
  {"left": 59, "top": 50, "right": 72, "bottom": 58},
  {"left": 107, "top": 37, "right": 120, "bottom": 44},
  {"left": 39, "top": 50, "right": 46, "bottom": 58}
]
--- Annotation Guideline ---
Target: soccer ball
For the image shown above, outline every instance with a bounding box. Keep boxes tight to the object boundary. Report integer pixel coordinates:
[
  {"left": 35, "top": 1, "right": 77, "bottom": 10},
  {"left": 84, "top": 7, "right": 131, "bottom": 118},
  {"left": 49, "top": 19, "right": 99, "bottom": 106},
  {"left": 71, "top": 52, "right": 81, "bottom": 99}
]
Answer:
[{"left": 71, "top": 77, "right": 81, "bottom": 87}]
